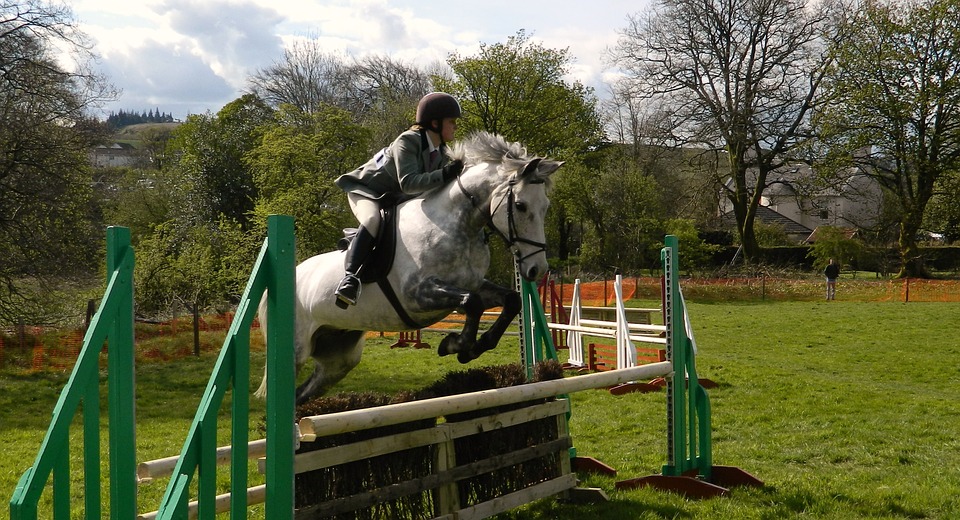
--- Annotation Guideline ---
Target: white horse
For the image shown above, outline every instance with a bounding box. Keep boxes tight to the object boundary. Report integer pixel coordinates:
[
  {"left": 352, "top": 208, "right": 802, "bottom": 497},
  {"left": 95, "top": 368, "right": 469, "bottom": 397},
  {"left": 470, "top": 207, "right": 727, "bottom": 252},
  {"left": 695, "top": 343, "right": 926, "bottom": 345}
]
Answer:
[{"left": 257, "top": 132, "right": 562, "bottom": 404}]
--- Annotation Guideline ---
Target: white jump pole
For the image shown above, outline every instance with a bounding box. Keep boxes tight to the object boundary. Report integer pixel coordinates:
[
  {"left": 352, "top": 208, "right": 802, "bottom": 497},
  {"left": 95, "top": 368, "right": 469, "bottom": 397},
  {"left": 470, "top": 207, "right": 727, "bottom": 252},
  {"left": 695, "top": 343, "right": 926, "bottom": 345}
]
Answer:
[
  {"left": 298, "top": 361, "right": 673, "bottom": 440},
  {"left": 566, "top": 279, "right": 585, "bottom": 366},
  {"left": 614, "top": 275, "right": 637, "bottom": 369}
]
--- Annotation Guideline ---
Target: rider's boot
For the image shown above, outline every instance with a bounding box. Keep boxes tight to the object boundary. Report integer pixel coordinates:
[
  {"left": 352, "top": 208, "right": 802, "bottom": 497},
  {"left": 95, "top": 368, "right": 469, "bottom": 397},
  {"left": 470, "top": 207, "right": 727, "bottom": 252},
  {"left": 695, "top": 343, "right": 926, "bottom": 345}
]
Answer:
[{"left": 335, "top": 226, "right": 375, "bottom": 308}]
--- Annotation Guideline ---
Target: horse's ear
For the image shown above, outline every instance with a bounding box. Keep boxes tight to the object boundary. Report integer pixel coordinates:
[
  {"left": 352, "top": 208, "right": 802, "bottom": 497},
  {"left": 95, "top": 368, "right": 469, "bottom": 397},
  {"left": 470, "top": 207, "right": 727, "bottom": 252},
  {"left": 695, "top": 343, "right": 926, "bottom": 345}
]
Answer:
[
  {"left": 536, "top": 160, "right": 564, "bottom": 176},
  {"left": 519, "top": 158, "right": 563, "bottom": 182},
  {"left": 520, "top": 158, "right": 542, "bottom": 178}
]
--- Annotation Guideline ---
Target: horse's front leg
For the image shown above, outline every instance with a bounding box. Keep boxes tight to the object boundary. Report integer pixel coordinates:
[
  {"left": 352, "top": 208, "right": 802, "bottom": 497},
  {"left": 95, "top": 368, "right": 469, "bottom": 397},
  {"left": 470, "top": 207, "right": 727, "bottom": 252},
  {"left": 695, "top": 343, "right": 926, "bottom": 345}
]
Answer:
[
  {"left": 470, "top": 280, "right": 522, "bottom": 359},
  {"left": 437, "top": 280, "right": 521, "bottom": 363},
  {"left": 412, "top": 277, "right": 485, "bottom": 362}
]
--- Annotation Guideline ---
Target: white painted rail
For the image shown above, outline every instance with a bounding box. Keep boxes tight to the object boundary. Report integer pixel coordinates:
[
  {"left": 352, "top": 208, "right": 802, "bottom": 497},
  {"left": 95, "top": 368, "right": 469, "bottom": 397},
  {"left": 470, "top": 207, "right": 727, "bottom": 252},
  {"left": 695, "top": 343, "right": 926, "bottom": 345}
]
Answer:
[{"left": 298, "top": 361, "right": 673, "bottom": 440}]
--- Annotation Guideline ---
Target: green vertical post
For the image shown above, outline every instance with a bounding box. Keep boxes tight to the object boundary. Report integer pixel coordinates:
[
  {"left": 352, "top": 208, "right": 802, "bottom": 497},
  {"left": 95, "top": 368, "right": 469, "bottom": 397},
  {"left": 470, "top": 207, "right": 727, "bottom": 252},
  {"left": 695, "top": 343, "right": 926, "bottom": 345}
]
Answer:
[
  {"left": 10, "top": 226, "right": 135, "bottom": 519},
  {"left": 662, "top": 235, "right": 687, "bottom": 476},
  {"left": 82, "top": 380, "right": 100, "bottom": 518},
  {"left": 661, "top": 234, "right": 714, "bottom": 480},
  {"left": 106, "top": 226, "right": 137, "bottom": 519},
  {"left": 265, "top": 215, "right": 296, "bottom": 520},
  {"left": 230, "top": 323, "right": 251, "bottom": 520}
]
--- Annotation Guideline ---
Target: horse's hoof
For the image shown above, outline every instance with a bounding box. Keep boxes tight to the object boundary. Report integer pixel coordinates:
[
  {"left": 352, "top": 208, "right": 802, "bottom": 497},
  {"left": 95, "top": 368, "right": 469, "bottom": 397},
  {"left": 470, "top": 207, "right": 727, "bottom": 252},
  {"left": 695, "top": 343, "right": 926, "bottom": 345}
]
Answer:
[
  {"left": 457, "top": 351, "right": 473, "bottom": 364},
  {"left": 438, "top": 334, "right": 459, "bottom": 356},
  {"left": 476, "top": 334, "right": 494, "bottom": 354}
]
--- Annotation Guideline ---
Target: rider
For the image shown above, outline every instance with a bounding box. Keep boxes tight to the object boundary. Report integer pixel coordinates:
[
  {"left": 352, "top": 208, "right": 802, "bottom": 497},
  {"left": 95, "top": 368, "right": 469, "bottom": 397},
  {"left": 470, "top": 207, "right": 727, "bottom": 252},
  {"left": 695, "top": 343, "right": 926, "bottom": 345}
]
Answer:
[{"left": 333, "top": 92, "right": 465, "bottom": 307}]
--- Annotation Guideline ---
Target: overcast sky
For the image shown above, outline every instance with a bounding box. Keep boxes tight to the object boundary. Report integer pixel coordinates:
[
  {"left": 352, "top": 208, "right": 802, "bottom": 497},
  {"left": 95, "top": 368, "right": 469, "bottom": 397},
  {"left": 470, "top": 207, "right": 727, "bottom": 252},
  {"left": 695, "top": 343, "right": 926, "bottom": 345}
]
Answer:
[{"left": 70, "top": 0, "right": 651, "bottom": 120}]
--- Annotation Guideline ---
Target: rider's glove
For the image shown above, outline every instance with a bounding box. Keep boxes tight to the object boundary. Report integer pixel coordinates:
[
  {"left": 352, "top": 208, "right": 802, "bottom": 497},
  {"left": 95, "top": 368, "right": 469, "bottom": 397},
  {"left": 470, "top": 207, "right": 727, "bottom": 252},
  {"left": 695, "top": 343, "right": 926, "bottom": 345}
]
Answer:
[{"left": 442, "top": 160, "right": 464, "bottom": 182}]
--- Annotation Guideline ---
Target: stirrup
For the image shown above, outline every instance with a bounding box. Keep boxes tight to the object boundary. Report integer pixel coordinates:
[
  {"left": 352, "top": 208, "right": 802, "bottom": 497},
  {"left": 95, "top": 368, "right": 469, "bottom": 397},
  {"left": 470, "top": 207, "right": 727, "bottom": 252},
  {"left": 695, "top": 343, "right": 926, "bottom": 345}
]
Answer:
[{"left": 335, "top": 274, "right": 361, "bottom": 308}]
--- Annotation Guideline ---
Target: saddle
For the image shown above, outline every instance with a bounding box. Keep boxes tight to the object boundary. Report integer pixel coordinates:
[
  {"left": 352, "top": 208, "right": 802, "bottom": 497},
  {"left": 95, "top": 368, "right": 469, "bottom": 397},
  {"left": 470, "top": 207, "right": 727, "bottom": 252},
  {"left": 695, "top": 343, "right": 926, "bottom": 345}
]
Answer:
[
  {"left": 337, "top": 199, "right": 425, "bottom": 329},
  {"left": 337, "top": 205, "right": 398, "bottom": 284}
]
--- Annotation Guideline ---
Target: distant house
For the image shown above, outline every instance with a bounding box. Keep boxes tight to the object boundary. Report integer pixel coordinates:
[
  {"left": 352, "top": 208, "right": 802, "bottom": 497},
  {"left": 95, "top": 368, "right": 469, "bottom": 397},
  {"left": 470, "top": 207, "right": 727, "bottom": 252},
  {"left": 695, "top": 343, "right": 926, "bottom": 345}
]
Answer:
[
  {"left": 721, "top": 205, "right": 814, "bottom": 243},
  {"left": 89, "top": 142, "right": 138, "bottom": 168},
  {"left": 720, "top": 161, "right": 883, "bottom": 243}
]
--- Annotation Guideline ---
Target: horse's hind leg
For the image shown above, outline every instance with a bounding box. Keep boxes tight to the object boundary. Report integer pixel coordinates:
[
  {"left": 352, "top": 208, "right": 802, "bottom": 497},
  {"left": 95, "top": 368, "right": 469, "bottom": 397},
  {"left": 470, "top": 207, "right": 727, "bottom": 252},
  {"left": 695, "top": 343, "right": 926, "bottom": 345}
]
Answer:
[{"left": 295, "top": 328, "right": 365, "bottom": 405}]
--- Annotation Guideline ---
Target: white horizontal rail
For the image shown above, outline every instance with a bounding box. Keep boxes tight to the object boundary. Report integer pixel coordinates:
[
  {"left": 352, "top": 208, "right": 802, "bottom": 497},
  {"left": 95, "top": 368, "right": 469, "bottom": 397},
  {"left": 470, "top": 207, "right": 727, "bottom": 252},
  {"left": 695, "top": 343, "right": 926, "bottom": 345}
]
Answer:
[
  {"left": 299, "top": 362, "right": 673, "bottom": 440},
  {"left": 138, "top": 484, "right": 266, "bottom": 520},
  {"left": 575, "top": 318, "right": 666, "bottom": 333},
  {"left": 137, "top": 439, "right": 267, "bottom": 483}
]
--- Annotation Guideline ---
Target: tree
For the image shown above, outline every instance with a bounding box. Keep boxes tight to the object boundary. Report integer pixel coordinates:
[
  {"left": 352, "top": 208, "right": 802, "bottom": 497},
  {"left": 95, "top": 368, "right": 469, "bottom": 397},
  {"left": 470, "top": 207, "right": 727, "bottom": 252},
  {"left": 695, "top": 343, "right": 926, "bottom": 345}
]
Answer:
[
  {"left": 436, "top": 30, "right": 604, "bottom": 158},
  {"left": 817, "top": 0, "right": 960, "bottom": 277},
  {"left": 613, "top": 0, "right": 840, "bottom": 262},
  {"left": 167, "top": 94, "right": 274, "bottom": 230},
  {"left": 248, "top": 41, "right": 433, "bottom": 148},
  {"left": 554, "top": 155, "right": 666, "bottom": 272},
  {"left": 0, "top": 0, "right": 117, "bottom": 323},
  {"left": 925, "top": 170, "right": 960, "bottom": 242},
  {"left": 344, "top": 55, "right": 435, "bottom": 147},
  {"left": 806, "top": 226, "right": 864, "bottom": 270},
  {"left": 248, "top": 104, "right": 371, "bottom": 256},
  {"left": 247, "top": 39, "right": 351, "bottom": 115},
  {"left": 435, "top": 31, "right": 604, "bottom": 274}
]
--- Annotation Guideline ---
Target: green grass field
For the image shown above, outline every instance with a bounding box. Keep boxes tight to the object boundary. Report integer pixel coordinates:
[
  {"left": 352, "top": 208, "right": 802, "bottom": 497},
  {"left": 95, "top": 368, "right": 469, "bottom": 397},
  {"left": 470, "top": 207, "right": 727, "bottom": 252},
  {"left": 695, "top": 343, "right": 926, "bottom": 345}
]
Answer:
[{"left": 3, "top": 300, "right": 960, "bottom": 519}]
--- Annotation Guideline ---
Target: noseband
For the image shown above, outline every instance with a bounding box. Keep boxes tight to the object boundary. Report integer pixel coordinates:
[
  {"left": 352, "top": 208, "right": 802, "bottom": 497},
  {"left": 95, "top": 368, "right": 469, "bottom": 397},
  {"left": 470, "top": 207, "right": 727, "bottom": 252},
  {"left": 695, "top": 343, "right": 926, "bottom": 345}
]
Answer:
[{"left": 456, "top": 175, "right": 547, "bottom": 264}]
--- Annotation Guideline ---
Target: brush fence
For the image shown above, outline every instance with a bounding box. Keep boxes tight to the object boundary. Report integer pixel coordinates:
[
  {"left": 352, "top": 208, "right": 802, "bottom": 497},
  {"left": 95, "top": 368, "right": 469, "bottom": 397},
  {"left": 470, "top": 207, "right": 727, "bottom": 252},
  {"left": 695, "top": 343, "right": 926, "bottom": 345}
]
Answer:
[{"left": 291, "top": 362, "right": 671, "bottom": 520}]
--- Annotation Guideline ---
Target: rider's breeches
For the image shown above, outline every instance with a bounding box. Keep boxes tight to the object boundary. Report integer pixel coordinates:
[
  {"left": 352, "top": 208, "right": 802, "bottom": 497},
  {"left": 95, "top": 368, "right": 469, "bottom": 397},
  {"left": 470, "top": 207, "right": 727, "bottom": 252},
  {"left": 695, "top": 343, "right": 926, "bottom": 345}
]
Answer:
[{"left": 347, "top": 192, "right": 381, "bottom": 236}]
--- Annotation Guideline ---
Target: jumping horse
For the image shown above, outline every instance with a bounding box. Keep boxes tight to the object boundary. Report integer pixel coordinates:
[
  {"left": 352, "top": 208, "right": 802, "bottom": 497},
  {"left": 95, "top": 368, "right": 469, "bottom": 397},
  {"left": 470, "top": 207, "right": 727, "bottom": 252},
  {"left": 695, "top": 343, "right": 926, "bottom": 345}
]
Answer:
[{"left": 257, "top": 131, "right": 562, "bottom": 404}]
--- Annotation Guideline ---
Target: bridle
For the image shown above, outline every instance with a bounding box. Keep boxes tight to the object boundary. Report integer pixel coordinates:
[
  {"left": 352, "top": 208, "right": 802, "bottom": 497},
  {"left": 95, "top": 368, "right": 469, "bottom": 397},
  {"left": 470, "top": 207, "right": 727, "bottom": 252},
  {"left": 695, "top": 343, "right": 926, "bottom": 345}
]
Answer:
[{"left": 456, "top": 173, "right": 547, "bottom": 264}]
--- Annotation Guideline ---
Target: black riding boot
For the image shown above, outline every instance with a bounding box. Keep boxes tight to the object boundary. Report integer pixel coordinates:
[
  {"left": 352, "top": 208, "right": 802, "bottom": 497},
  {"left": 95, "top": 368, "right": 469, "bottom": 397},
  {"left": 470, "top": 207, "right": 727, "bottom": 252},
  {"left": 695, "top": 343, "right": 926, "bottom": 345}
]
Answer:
[{"left": 335, "top": 226, "right": 376, "bottom": 308}]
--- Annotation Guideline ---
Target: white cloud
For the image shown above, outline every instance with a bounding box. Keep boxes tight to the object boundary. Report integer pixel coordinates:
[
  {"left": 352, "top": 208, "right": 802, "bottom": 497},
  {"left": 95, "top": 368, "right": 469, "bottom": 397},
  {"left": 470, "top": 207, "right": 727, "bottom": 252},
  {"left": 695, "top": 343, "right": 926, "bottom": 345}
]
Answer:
[{"left": 72, "top": 0, "right": 652, "bottom": 119}]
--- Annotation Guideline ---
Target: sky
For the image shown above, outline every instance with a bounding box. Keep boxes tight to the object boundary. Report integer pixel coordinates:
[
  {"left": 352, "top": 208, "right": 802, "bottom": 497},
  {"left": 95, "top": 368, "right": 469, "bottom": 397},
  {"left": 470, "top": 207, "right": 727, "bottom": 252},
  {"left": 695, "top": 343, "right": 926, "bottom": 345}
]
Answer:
[{"left": 69, "top": 0, "right": 652, "bottom": 121}]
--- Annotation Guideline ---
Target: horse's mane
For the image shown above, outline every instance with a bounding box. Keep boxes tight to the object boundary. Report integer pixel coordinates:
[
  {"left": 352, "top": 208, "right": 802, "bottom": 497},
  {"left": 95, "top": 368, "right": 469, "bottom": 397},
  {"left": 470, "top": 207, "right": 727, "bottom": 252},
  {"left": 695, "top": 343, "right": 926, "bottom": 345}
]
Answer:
[{"left": 450, "top": 131, "right": 535, "bottom": 176}]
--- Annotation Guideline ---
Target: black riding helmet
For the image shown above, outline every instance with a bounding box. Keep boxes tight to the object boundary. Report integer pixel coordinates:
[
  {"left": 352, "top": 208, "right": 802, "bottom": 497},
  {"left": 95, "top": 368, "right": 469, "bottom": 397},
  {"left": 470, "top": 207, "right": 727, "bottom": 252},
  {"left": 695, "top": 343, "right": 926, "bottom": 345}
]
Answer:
[{"left": 416, "top": 92, "right": 461, "bottom": 132}]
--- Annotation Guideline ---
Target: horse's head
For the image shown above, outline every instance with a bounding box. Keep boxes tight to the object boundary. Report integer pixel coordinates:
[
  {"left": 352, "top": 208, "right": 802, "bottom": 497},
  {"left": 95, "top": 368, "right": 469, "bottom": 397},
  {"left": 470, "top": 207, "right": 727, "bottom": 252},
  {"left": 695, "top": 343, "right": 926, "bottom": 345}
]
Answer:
[
  {"left": 451, "top": 131, "right": 563, "bottom": 282},
  {"left": 489, "top": 156, "right": 562, "bottom": 281}
]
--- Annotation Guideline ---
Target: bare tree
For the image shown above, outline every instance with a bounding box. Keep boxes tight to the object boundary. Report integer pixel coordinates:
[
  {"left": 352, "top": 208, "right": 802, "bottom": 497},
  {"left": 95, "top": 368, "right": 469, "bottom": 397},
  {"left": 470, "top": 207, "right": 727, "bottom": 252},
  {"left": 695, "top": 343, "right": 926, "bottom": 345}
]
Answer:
[
  {"left": 612, "top": 0, "right": 842, "bottom": 261},
  {"left": 247, "top": 41, "right": 434, "bottom": 148},
  {"left": 246, "top": 39, "right": 351, "bottom": 114},
  {"left": 342, "top": 55, "right": 434, "bottom": 146}
]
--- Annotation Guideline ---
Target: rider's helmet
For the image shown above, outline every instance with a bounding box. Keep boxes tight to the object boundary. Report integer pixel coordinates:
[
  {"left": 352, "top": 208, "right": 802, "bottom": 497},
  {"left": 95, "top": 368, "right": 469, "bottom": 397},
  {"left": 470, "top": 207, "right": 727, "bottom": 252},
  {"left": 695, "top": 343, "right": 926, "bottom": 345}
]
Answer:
[{"left": 416, "top": 92, "right": 461, "bottom": 131}]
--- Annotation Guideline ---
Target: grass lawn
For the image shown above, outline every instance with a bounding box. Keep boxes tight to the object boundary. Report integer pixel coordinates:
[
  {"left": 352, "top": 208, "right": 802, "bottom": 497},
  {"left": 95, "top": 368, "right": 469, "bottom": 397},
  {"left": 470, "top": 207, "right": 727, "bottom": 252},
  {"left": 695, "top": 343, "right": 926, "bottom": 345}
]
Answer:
[{"left": 3, "top": 300, "right": 960, "bottom": 518}]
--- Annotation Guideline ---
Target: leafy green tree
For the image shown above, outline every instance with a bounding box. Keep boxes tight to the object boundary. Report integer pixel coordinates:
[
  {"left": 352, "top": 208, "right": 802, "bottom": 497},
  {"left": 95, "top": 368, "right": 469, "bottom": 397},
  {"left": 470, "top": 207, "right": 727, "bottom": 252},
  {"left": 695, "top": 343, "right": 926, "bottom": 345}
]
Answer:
[
  {"left": 167, "top": 94, "right": 274, "bottom": 230},
  {"left": 665, "top": 219, "right": 722, "bottom": 273},
  {"left": 134, "top": 218, "right": 259, "bottom": 317},
  {"left": 0, "top": 0, "right": 116, "bottom": 323},
  {"left": 555, "top": 156, "right": 666, "bottom": 272},
  {"left": 807, "top": 226, "right": 864, "bottom": 271},
  {"left": 817, "top": 0, "right": 960, "bottom": 277},
  {"left": 96, "top": 166, "right": 173, "bottom": 242},
  {"left": 435, "top": 30, "right": 604, "bottom": 275},
  {"left": 248, "top": 104, "right": 371, "bottom": 256},
  {"left": 436, "top": 30, "right": 604, "bottom": 159}
]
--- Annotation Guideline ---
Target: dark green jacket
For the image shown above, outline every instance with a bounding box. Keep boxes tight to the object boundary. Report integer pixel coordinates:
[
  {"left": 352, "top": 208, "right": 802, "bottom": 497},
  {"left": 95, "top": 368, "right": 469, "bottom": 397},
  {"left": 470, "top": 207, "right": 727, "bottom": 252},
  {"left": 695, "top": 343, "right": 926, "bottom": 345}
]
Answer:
[{"left": 336, "top": 129, "right": 450, "bottom": 201}]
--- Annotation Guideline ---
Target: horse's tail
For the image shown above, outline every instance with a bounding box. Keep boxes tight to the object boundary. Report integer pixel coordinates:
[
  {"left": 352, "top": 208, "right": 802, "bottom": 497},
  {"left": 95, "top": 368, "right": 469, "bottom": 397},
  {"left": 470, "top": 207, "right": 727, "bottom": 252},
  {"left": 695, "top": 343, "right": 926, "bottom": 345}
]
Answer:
[{"left": 254, "top": 293, "right": 269, "bottom": 399}]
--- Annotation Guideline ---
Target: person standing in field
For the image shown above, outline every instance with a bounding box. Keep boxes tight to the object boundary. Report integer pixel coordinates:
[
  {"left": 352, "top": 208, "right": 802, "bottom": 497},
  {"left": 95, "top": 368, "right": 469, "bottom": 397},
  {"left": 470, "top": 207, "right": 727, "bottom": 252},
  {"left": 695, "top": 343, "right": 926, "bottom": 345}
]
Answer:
[{"left": 824, "top": 258, "right": 840, "bottom": 300}]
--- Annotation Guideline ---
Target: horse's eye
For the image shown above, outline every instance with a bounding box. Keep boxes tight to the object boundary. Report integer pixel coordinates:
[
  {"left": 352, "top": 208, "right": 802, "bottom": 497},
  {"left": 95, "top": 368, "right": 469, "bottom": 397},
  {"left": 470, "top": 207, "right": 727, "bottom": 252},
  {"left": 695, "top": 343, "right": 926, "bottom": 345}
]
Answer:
[{"left": 515, "top": 200, "right": 528, "bottom": 212}]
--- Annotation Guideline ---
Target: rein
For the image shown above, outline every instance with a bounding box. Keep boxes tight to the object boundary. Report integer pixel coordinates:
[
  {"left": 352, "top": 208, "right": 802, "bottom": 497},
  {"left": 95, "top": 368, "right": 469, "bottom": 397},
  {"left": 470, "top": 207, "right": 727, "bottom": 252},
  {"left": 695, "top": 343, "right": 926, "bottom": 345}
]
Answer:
[{"left": 455, "top": 173, "right": 547, "bottom": 264}]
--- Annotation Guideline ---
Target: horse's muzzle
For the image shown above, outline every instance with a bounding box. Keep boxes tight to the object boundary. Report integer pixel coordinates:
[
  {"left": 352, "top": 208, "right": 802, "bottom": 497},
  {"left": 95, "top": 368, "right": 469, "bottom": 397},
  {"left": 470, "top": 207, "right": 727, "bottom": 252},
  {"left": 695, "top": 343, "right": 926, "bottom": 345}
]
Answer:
[{"left": 524, "top": 264, "right": 540, "bottom": 281}]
